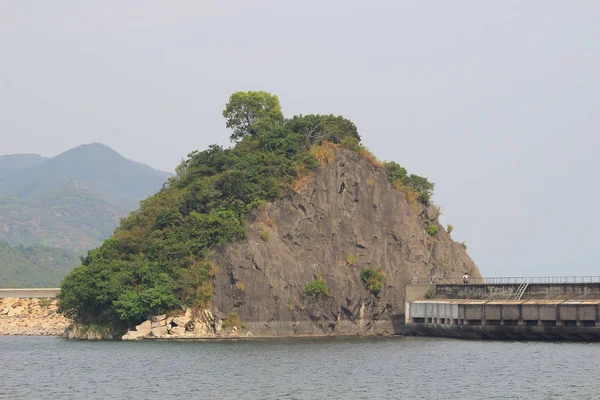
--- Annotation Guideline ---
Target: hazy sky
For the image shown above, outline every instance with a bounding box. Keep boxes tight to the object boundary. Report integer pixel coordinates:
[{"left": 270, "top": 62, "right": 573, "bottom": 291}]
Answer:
[{"left": 2, "top": 1, "right": 599, "bottom": 277}]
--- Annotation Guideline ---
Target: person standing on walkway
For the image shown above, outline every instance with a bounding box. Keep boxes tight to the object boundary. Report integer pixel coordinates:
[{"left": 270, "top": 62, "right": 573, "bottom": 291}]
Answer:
[{"left": 462, "top": 272, "right": 469, "bottom": 284}]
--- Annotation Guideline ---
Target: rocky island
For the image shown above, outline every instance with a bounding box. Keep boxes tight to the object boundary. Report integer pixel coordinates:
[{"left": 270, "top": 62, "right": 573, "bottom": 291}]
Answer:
[{"left": 57, "top": 91, "right": 480, "bottom": 340}]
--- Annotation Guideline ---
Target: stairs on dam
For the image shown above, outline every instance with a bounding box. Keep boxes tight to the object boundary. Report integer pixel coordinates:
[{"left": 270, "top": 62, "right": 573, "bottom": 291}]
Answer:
[{"left": 510, "top": 279, "right": 529, "bottom": 301}]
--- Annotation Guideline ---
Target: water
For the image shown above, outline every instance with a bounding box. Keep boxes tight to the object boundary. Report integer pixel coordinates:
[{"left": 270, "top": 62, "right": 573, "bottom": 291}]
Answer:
[{"left": 0, "top": 336, "right": 598, "bottom": 400}]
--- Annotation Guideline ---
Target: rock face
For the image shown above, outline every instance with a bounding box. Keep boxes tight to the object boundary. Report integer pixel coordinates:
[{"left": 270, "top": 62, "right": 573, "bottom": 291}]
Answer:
[
  {"left": 0, "top": 298, "right": 70, "bottom": 336},
  {"left": 210, "top": 149, "right": 481, "bottom": 336}
]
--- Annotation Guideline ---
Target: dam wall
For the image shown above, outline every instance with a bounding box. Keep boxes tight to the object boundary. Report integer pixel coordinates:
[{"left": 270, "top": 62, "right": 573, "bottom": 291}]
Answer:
[
  {"left": 434, "top": 283, "right": 600, "bottom": 300},
  {"left": 405, "top": 279, "right": 600, "bottom": 341},
  {"left": 0, "top": 288, "right": 60, "bottom": 298}
]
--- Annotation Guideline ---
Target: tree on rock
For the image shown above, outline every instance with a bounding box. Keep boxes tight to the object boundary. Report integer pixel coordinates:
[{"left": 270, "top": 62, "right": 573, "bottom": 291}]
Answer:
[{"left": 223, "top": 91, "right": 284, "bottom": 141}]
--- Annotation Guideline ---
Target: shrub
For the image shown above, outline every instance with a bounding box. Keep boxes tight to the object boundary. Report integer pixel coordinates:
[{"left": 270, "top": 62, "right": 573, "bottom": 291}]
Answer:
[
  {"left": 38, "top": 298, "right": 52, "bottom": 308},
  {"left": 304, "top": 278, "right": 329, "bottom": 300},
  {"left": 360, "top": 267, "right": 385, "bottom": 296},
  {"left": 460, "top": 241, "right": 467, "bottom": 250},
  {"left": 385, "top": 162, "right": 407, "bottom": 184},
  {"left": 235, "top": 281, "right": 246, "bottom": 292},
  {"left": 427, "top": 225, "right": 439, "bottom": 237},
  {"left": 385, "top": 162, "right": 434, "bottom": 206},
  {"left": 447, "top": 224, "right": 454, "bottom": 234},
  {"left": 426, "top": 288, "right": 435, "bottom": 299}
]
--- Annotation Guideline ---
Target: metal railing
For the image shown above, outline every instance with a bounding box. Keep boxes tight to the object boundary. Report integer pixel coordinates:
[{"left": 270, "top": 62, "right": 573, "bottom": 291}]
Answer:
[{"left": 410, "top": 276, "right": 600, "bottom": 285}]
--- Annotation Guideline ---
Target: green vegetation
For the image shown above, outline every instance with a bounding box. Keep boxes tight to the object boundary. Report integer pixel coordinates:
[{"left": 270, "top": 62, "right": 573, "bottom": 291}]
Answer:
[
  {"left": 304, "top": 278, "right": 329, "bottom": 300},
  {"left": 427, "top": 225, "right": 439, "bottom": 237},
  {"left": 0, "top": 189, "right": 124, "bottom": 253},
  {"left": 384, "top": 161, "right": 435, "bottom": 205},
  {"left": 0, "top": 240, "right": 81, "bottom": 288},
  {"left": 360, "top": 267, "right": 385, "bottom": 296},
  {"left": 426, "top": 288, "right": 435, "bottom": 299},
  {"left": 460, "top": 241, "right": 467, "bottom": 250},
  {"left": 447, "top": 223, "right": 454, "bottom": 234},
  {"left": 58, "top": 91, "right": 359, "bottom": 330}
]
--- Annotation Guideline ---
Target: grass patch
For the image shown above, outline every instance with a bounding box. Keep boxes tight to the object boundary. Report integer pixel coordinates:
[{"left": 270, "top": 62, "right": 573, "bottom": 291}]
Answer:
[
  {"left": 235, "top": 281, "right": 246, "bottom": 292},
  {"left": 360, "top": 267, "right": 385, "bottom": 296},
  {"left": 222, "top": 312, "right": 242, "bottom": 329},
  {"left": 393, "top": 181, "right": 420, "bottom": 213},
  {"left": 427, "top": 225, "right": 439, "bottom": 237},
  {"left": 447, "top": 223, "right": 454, "bottom": 234},
  {"left": 260, "top": 229, "right": 270, "bottom": 241},
  {"left": 292, "top": 166, "right": 314, "bottom": 194},
  {"left": 304, "top": 278, "right": 329, "bottom": 300},
  {"left": 359, "top": 146, "right": 384, "bottom": 168},
  {"left": 346, "top": 253, "right": 359, "bottom": 266},
  {"left": 311, "top": 141, "right": 337, "bottom": 166}
]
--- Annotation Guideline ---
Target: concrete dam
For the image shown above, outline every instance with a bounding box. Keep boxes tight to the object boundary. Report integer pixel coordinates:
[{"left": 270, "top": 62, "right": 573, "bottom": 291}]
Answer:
[{"left": 405, "top": 277, "right": 600, "bottom": 341}]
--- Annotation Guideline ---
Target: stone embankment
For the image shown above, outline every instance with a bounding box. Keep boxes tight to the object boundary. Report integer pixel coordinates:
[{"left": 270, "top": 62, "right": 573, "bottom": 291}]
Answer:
[
  {"left": 121, "top": 308, "right": 253, "bottom": 340},
  {"left": 0, "top": 297, "right": 70, "bottom": 336}
]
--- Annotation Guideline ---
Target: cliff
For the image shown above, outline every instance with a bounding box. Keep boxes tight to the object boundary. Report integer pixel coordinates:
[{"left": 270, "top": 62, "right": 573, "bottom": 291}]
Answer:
[
  {"left": 117, "top": 149, "right": 479, "bottom": 340},
  {"left": 211, "top": 149, "right": 479, "bottom": 336}
]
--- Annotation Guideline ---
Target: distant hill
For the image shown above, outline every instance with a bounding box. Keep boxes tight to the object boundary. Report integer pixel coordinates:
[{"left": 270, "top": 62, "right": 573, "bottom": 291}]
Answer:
[
  {"left": 0, "top": 240, "right": 80, "bottom": 288},
  {"left": 0, "top": 188, "right": 125, "bottom": 253},
  {"left": 0, "top": 143, "right": 172, "bottom": 210},
  {"left": 0, "top": 143, "right": 172, "bottom": 253}
]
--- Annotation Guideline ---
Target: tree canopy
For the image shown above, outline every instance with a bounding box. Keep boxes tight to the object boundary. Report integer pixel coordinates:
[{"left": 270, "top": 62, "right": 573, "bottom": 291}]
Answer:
[{"left": 222, "top": 91, "right": 284, "bottom": 141}]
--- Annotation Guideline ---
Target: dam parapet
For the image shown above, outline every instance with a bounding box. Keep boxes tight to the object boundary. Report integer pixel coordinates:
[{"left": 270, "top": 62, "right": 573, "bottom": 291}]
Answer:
[{"left": 405, "top": 277, "right": 600, "bottom": 341}]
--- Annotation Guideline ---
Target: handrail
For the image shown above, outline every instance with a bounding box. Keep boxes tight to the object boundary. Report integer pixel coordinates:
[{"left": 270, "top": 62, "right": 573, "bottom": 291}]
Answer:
[{"left": 410, "top": 276, "right": 600, "bottom": 285}]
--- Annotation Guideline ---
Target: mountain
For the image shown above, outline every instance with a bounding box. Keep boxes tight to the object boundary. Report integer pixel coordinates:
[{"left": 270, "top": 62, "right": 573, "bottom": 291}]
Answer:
[
  {"left": 0, "top": 154, "right": 48, "bottom": 174},
  {"left": 0, "top": 240, "right": 80, "bottom": 288},
  {"left": 0, "top": 143, "right": 172, "bottom": 210},
  {"left": 58, "top": 91, "right": 480, "bottom": 339},
  {"left": 0, "top": 143, "right": 172, "bottom": 253}
]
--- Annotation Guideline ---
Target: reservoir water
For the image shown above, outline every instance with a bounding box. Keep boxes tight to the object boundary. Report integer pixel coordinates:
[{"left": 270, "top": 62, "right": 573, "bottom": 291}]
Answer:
[{"left": 1, "top": 335, "right": 598, "bottom": 399}]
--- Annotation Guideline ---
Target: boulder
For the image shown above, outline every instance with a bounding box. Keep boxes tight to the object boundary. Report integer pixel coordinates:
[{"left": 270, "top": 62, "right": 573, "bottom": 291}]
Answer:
[
  {"left": 151, "top": 326, "right": 169, "bottom": 337},
  {"left": 151, "top": 319, "right": 167, "bottom": 328},
  {"left": 135, "top": 320, "right": 152, "bottom": 336},
  {"left": 7, "top": 307, "right": 24, "bottom": 317},
  {"left": 151, "top": 314, "right": 167, "bottom": 322},
  {"left": 172, "top": 316, "right": 191, "bottom": 329},
  {"left": 122, "top": 330, "right": 144, "bottom": 341},
  {"left": 170, "top": 326, "right": 186, "bottom": 336}
]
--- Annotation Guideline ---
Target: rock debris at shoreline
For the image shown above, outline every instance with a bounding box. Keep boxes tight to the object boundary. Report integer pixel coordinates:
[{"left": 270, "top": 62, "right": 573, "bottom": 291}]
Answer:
[{"left": 0, "top": 297, "right": 70, "bottom": 336}]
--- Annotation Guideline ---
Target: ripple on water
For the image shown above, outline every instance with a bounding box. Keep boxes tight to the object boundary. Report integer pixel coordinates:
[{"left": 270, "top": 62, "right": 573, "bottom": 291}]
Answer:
[{"left": 0, "top": 336, "right": 600, "bottom": 400}]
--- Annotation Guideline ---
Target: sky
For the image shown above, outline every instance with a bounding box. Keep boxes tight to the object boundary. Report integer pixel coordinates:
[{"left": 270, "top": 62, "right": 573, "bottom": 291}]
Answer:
[{"left": 1, "top": 1, "right": 599, "bottom": 277}]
